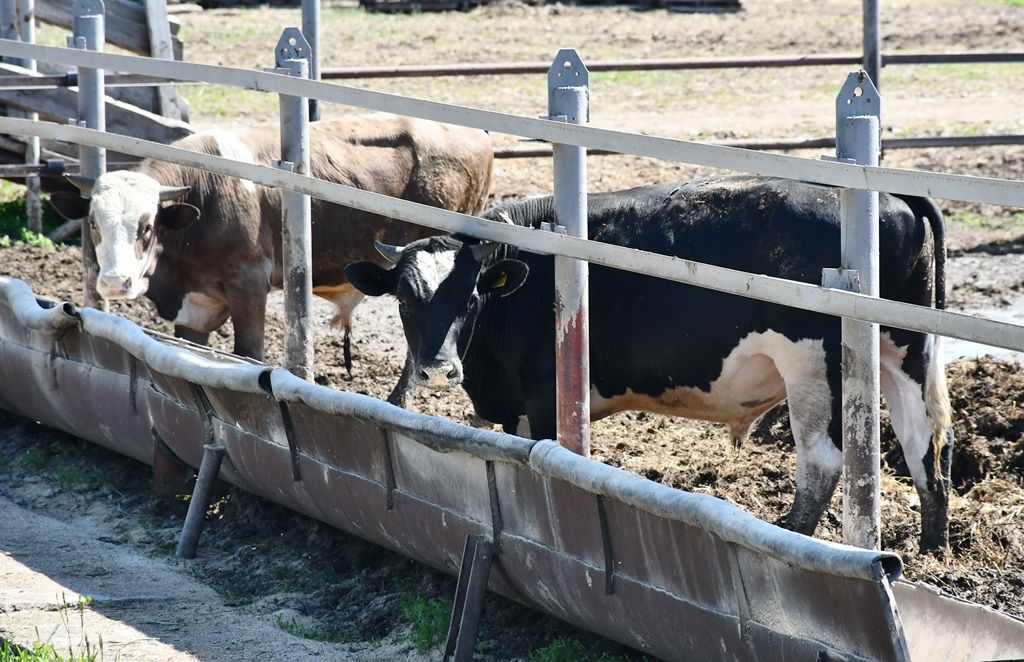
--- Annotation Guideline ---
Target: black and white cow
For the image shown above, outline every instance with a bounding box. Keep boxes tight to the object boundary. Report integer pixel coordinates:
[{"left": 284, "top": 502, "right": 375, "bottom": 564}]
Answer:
[
  {"left": 48, "top": 114, "right": 494, "bottom": 371},
  {"left": 345, "top": 176, "right": 953, "bottom": 551}
]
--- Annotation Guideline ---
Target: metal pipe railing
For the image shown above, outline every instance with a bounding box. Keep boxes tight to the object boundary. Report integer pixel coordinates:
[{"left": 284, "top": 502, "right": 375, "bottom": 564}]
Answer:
[
  {"left": 0, "top": 39, "right": 1022, "bottom": 208},
  {"left": 4, "top": 116, "right": 1021, "bottom": 358}
]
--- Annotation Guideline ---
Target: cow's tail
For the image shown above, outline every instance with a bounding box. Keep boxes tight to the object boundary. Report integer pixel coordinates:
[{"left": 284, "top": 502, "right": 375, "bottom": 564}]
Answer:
[
  {"left": 897, "top": 195, "right": 952, "bottom": 492},
  {"left": 897, "top": 195, "right": 947, "bottom": 310}
]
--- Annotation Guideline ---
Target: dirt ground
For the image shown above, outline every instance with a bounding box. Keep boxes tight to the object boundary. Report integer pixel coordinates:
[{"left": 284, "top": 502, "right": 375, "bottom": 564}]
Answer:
[{"left": 3, "top": 0, "right": 1024, "bottom": 658}]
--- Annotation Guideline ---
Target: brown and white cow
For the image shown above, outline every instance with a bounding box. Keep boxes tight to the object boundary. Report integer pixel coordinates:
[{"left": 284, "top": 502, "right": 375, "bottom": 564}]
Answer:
[{"left": 49, "top": 114, "right": 493, "bottom": 373}]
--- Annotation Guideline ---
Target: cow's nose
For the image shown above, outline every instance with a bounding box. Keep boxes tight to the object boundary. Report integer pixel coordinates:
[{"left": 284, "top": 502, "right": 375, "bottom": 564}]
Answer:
[
  {"left": 97, "top": 273, "right": 133, "bottom": 298},
  {"left": 418, "top": 362, "right": 462, "bottom": 388}
]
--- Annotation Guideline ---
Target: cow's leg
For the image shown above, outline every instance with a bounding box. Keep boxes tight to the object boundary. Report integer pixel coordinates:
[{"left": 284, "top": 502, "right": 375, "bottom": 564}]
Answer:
[
  {"left": 224, "top": 269, "right": 270, "bottom": 361},
  {"left": 524, "top": 382, "right": 558, "bottom": 441},
  {"left": 174, "top": 325, "right": 210, "bottom": 347},
  {"left": 387, "top": 350, "right": 416, "bottom": 409},
  {"left": 775, "top": 340, "right": 843, "bottom": 536},
  {"left": 880, "top": 332, "right": 952, "bottom": 551}
]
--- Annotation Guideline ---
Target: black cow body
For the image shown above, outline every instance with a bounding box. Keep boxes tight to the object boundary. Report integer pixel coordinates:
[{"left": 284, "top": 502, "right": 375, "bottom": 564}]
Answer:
[{"left": 346, "top": 176, "right": 952, "bottom": 550}]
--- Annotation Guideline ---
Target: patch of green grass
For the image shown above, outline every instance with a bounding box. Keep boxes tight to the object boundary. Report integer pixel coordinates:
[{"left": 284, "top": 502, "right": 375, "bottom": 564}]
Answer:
[
  {"left": 400, "top": 593, "right": 452, "bottom": 652},
  {"left": 274, "top": 614, "right": 334, "bottom": 642},
  {"left": 0, "top": 182, "right": 68, "bottom": 247},
  {"left": 1004, "top": 0, "right": 1024, "bottom": 7},
  {"left": 529, "top": 637, "right": 632, "bottom": 662},
  {"left": 48, "top": 466, "right": 77, "bottom": 493},
  {"left": 0, "top": 596, "right": 104, "bottom": 662},
  {"left": 21, "top": 442, "right": 53, "bottom": 472}
]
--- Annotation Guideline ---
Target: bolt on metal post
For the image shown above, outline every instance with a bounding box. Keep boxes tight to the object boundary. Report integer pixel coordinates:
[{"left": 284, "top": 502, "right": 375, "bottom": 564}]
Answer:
[
  {"left": 548, "top": 49, "right": 590, "bottom": 457},
  {"left": 836, "top": 71, "right": 882, "bottom": 550},
  {"left": 273, "top": 28, "right": 313, "bottom": 380},
  {"left": 71, "top": 0, "right": 106, "bottom": 311}
]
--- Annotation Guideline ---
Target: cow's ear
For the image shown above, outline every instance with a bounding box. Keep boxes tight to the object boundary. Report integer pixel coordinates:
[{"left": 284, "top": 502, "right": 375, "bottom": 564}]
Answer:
[
  {"left": 48, "top": 191, "right": 90, "bottom": 220},
  {"left": 478, "top": 259, "right": 528, "bottom": 297},
  {"left": 159, "top": 203, "right": 201, "bottom": 231},
  {"left": 345, "top": 261, "right": 396, "bottom": 297}
]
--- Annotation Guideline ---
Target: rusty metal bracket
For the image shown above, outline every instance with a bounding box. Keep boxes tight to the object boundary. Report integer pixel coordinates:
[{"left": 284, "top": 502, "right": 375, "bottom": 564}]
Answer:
[
  {"left": 47, "top": 327, "right": 71, "bottom": 392},
  {"left": 278, "top": 401, "right": 303, "bottom": 482},
  {"left": 443, "top": 534, "right": 493, "bottom": 662},
  {"left": 596, "top": 494, "right": 615, "bottom": 594},
  {"left": 383, "top": 429, "right": 398, "bottom": 510},
  {"left": 486, "top": 461, "right": 503, "bottom": 554},
  {"left": 128, "top": 358, "right": 140, "bottom": 414}
]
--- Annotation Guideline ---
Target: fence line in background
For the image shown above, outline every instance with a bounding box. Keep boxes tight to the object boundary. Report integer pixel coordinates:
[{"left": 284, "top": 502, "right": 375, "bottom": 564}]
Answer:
[{"left": 1, "top": 38, "right": 1022, "bottom": 208}]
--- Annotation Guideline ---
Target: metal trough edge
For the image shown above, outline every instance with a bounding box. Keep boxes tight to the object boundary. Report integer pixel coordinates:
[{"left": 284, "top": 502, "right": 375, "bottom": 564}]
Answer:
[
  {"left": 530, "top": 441, "right": 903, "bottom": 583},
  {"left": 0, "top": 276, "right": 79, "bottom": 333}
]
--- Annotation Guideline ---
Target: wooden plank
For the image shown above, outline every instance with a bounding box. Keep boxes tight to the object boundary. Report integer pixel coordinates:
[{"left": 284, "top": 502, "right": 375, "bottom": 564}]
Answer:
[
  {"left": 0, "top": 61, "right": 193, "bottom": 146},
  {"left": 35, "top": 0, "right": 182, "bottom": 59},
  {"left": 142, "top": 0, "right": 184, "bottom": 121}
]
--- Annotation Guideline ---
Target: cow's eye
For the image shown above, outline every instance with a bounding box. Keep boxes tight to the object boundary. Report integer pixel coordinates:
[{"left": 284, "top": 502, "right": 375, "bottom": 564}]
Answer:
[{"left": 141, "top": 225, "right": 153, "bottom": 241}]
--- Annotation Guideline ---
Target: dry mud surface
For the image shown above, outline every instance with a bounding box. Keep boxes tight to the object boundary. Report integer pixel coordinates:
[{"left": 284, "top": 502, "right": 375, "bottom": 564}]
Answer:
[{"left": 3, "top": 0, "right": 1024, "bottom": 659}]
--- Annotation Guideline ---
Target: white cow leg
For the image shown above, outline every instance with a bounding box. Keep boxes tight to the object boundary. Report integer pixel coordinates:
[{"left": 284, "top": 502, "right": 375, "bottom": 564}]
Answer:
[
  {"left": 880, "top": 333, "right": 952, "bottom": 550},
  {"left": 780, "top": 364, "right": 842, "bottom": 536}
]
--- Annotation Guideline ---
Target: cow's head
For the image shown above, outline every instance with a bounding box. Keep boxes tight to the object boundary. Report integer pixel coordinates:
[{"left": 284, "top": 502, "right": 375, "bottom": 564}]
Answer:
[
  {"left": 49, "top": 171, "right": 200, "bottom": 300},
  {"left": 345, "top": 236, "right": 528, "bottom": 390}
]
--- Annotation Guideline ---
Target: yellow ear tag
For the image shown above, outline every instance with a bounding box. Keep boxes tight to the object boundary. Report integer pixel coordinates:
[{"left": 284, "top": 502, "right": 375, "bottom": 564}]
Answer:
[{"left": 492, "top": 272, "right": 508, "bottom": 289}]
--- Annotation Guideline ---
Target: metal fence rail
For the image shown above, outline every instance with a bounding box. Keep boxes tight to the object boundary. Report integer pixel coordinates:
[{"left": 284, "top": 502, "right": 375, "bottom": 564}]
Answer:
[
  {"left": 3, "top": 115, "right": 1022, "bottom": 358},
  {"left": 1, "top": 38, "right": 1023, "bottom": 208}
]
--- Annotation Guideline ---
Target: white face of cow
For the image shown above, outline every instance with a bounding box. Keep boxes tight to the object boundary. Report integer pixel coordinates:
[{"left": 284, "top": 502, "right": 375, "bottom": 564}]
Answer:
[
  {"left": 58, "top": 172, "right": 194, "bottom": 301},
  {"left": 88, "top": 172, "right": 161, "bottom": 299}
]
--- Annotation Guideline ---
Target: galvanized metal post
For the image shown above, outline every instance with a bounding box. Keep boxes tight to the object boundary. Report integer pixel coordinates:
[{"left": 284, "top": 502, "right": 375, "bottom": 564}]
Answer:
[
  {"left": 71, "top": 0, "right": 105, "bottom": 310},
  {"left": 175, "top": 442, "right": 225, "bottom": 559},
  {"left": 274, "top": 28, "right": 313, "bottom": 380},
  {"left": 836, "top": 71, "right": 881, "bottom": 550},
  {"left": 548, "top": 49, "right": 590, "bottom": 456},
  {"left": 1, "top": 0, "right": 41, "bottom": 233},
  {"left": 863, "top": 0, "right": 881, "bottom": 89},
  {"left": 17, "top": 0, "right": 41, "bottom": 234},
  {"left": 301, "top": 0, "right": 320, "bottom": 121}
]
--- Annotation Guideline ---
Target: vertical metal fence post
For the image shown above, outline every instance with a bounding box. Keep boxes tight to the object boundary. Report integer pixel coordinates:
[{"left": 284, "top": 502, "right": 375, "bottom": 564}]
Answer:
[
  {"left": 863, "top": 0, "right": 881, "bottom": 89},
  {"left": 71, "top": 0, "right": 105, "bottom": 310},
  {"left": 548, "top": 49, "right": 590, "bottom": 457},
  {"left": 16, "top": 0, "right": 40, "bottom": 233},
  {"left": 301, "top": 0, "right": 320, "bottom": 121},
  {"left": 1, "top": 0, "right": 41, "bottom": 232},
  {"left": 836, "top": 71, "right": 882, "bottom": 550},
  {"left": 273, "top": 28, "right": 313, "bottom": 380}
]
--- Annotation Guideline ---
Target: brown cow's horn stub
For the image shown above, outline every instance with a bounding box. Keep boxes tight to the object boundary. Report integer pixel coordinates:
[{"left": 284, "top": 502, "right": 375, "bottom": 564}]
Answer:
[
  {"left": 374, "top": 240, "right": 404, "bottom": 264},
  {"left": 470, "top": 243, "right": 500, "bottom": 263},
  {"left": 65, "top": 174, "right": 96, "bottom": 197},
  {"left": 158, "top": 186, "right": 191, "bottom": 202}
]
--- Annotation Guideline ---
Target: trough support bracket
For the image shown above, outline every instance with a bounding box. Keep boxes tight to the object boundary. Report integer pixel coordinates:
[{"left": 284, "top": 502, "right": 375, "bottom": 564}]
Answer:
[
  {"left": 443, "top": 534, "right": 493, "bottom": 662},
  {"left": 596, "top": 494, "right": 615, "bottom": 594},
  {"left": 175, "top": 442, "right": 226, "bottom": 559},
  {"left": 278, "top": 401, "right": 303, "bottom": 482}
]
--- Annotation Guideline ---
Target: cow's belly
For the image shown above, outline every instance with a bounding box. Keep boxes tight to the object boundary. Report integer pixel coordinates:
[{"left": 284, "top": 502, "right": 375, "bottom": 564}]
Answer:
[{"left": 591, "top": 330, "right": 825, "bottom": 444}]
